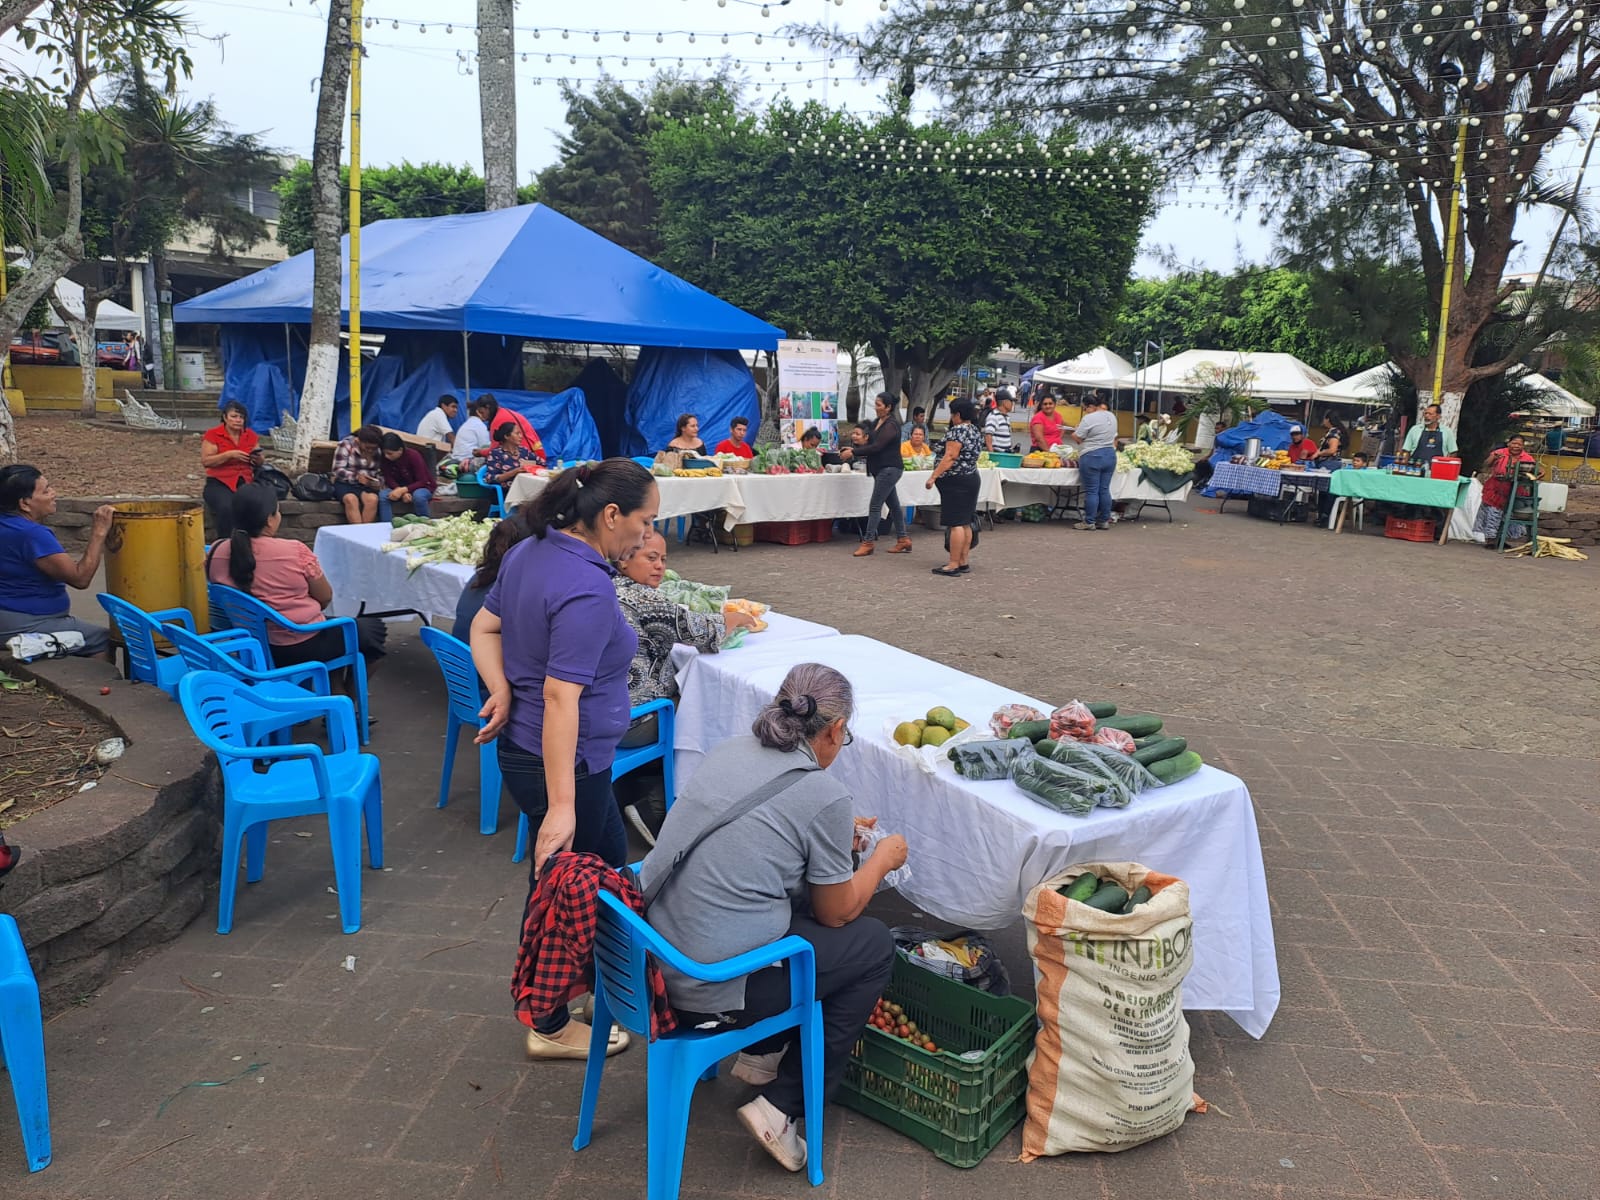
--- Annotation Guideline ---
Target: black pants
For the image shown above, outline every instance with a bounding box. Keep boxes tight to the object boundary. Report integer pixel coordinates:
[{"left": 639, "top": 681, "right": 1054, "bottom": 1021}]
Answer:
[
  {"left": 500, "top": 740, "right": 627, "bottom": 1034},
  {"left": 203, "top": 478, "right": 239, "bottom": 540},
  {"left": 269, "top": 619, "right": 387, "bottom": 670},
  {"left": 676, "top": 914, "right": 894, "bottom": 1121}
]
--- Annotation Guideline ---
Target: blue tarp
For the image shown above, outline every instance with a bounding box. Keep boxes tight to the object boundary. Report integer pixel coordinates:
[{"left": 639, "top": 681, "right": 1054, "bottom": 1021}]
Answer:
[
  {"left": 1201, "top": 411, "right": 1302, "bottom": 496},
  {"left": 175, "top": 204, "right": 784, "bottom": 351},
  {"left": 621, "top": 348, "right": 761, "bottom": 458}
]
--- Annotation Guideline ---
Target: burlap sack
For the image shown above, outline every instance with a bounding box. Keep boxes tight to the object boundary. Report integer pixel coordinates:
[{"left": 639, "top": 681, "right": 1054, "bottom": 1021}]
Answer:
[{"left": 1020, "top": 862, "right": 1199, "bottom": 1159}]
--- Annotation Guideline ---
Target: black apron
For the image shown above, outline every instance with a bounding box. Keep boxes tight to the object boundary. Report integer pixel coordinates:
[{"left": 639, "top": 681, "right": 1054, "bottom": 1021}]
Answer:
[{"left": 1413, "top": 427, "right": 1445, "bottom": 464}]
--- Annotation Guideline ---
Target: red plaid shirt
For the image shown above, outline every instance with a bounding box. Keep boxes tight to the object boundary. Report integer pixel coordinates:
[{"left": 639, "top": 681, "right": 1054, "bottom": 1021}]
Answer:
[{"left": 511, "top": 852, "right": 677, "bottom": 1039}]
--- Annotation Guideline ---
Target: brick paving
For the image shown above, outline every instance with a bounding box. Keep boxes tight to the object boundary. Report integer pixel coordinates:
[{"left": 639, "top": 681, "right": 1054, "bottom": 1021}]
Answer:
[{"left": 8, "top": 501, "right": 1597, "bottom": 1199}]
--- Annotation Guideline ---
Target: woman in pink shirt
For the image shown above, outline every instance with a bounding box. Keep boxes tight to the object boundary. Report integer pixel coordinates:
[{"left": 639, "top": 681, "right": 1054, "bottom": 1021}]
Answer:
[{"left": 206, "top": 483, "right": 385, "bottom": 679}]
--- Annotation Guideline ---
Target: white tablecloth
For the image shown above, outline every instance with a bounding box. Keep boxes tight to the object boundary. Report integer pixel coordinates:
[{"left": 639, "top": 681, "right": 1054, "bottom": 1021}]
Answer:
[
  {"left": 314, "top": 523, "right": 473, "bottom": 621},
  {"left": 507, "top": 473, "right": 748, "bottom": 525},
  {"left": 673, "top": 632, "right": 1279, "bottom": 1038},
  {"left": 996, "top": 468, "right": 1194, "bottom": 508}
]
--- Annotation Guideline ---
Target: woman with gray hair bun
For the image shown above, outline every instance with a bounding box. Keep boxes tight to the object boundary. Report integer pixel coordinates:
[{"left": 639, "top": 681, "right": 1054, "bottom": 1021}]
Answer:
[{"left": 639, "top": 663, "right": 905, "bottom": 1176}]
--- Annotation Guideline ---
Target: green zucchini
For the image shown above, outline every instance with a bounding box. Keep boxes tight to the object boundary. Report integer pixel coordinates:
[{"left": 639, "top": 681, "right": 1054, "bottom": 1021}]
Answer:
[
  {"left": 1132, "top": 737, "right": 1188, "bottom": 766},
  {"left": 1133, "top": 735, "right": 1161, "bottom": 750},
  {"left": 1061, "top": 873, "right": 1100, "bottom": 902},
  {"left": 1085, "top": 702, "right": 1118, "bottom": 719},
  {"left": 1083, "top": 884, "right": 1130, "bottom": 912},
  {"left": 1120, "top": 885, "right": 1153, "bottom": 913},
  {"left": 1035, "top": 738, "right": 1060, "bottom": 759},
  {"left": 1148, "top": 750, "right": 1203, "bottom": 786},
  {"left": 1007, "top": 720, "right": 1051, "bottom": 743},
  {"left": 1095, "top": 714, "right": 1164, "bottom": 738}
]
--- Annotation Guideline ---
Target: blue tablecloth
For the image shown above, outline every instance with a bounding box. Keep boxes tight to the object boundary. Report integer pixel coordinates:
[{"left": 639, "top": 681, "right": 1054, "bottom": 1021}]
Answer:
[{"left": 1210, "top": 462, "right": 1288, "bottom": 498}]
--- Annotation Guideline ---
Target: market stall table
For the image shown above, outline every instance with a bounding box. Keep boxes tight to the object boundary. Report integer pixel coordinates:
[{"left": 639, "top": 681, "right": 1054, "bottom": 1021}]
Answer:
[
  {"left": 1328, "top": 470, "right": 1472, "bottom": 543},
  {"left": 673, "top": 631, "right": 1279, "bottom": 1038},
  {"left": 506, "top": 471, "right": 747, "bottom": 527},
  {"left": 996, "top": 467, "right": 1195, "bottom": 519},
  {"left": 314, "top": 523, "right": 472, "bottom": 621}
]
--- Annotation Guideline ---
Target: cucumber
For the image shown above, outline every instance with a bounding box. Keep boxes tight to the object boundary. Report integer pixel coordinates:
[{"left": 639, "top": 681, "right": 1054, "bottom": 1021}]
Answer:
[
  {"left": 1132, "top": 737, "right": 1188, "bottom": 767},
  {"left": 1061, "top": 873, "right": 1099, "bottom": 902},
  {"left": 1007, "top": 720, "right": 1051, "bottom": 743},
  {"left": 1120, "top": 885, "right": 1153, "bottom": 913},
  {"left": 1132, "top": 735, "right": 1161, "bottom": 750},
  {"left": 1035, "top": 739, "right": 1061, "bottom": 759},
  {"left": 1148, "top": 750, "right": 1203, "bottom": 786},
  {"left": 1095, "top": 714, "right": 1164, "bottom": 738},
  {"left": 1085, "top": 702, "right": 1118, "bottom": 719},
  {"left": 1083, "top": 884, "right": 1130, "bottom": 912}
]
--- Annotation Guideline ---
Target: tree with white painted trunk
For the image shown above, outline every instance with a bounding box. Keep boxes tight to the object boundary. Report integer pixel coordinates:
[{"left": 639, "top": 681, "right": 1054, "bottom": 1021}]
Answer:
[
  {"left": 476, "top": 0, "right": 518, "bottom": 211},
  {"left": 292, "top": 0, "right": 354, "bottom": 473}
]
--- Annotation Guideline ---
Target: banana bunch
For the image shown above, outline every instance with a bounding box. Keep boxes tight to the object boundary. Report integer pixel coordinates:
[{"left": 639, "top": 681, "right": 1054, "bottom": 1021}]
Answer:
[
  {"left": 671, "top": 466, "right": 724, "bottom": 478},
  {"left": 1506, "top": 536, "right": 1588, "bottom": 561}
]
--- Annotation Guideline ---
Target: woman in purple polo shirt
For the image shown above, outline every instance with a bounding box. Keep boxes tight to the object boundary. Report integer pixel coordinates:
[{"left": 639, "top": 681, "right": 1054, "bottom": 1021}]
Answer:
[{"left": 470, "top": 458, "right": 659, "bottom": 1060}]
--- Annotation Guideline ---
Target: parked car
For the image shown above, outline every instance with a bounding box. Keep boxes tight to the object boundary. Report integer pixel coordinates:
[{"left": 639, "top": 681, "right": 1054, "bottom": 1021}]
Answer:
[{"left": 8, "top": 330, "right": 77, "bottom": 365}]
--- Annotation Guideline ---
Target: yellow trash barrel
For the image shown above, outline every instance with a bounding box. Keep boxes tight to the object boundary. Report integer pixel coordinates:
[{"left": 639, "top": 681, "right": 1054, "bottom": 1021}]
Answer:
[{"left": 104, "top": 501, "right": 210, "bottom": 635}]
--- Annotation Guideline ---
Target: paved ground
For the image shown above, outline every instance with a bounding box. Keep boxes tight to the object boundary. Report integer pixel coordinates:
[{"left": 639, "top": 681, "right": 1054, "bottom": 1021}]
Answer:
[{"left": 9, "top": 500, "right": 1597, "bottom": 1199}]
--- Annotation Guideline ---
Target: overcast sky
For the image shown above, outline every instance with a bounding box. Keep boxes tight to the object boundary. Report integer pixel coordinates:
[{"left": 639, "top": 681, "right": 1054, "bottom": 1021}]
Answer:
[{"left": 27, "top": 0, "right": 1597, "bottom": 275}]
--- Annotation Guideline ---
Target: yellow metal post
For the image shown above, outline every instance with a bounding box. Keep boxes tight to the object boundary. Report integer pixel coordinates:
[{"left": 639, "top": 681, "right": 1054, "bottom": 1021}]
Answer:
[
  {"left": 1430, "top": 115, "right": 1470, "bottom": 407},
  {"left": 348, "top": 0, "right": 364, "bottom": 428}
]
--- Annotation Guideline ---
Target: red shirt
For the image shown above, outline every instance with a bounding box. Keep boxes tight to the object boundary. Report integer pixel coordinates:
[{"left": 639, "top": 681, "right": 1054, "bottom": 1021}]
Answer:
[
  {"left": 1030, "top": 410, "right": 1064, "bottom": 450},
  {"left": 484, "top": 408, "right": 539, "bottom": 455},
  {"left": 714, "top": 439, "right": 754, "bottom": 459},
  {"left": 202, "top": 423, "right": 260, "bottom": 490},
  {"left": 1286, "top": 436, "right": 1317, "bottom": 464}
]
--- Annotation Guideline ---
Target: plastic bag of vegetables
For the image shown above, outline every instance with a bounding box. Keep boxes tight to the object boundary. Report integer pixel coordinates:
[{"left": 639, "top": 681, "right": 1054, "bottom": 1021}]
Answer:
[
  {"left": 1009, "top": 755, "right": 1114, "bottom": 816},
  {"left": 947, "top": 739, "right": 1036, "bottom": 781},
  {"left": 1040, "top": 739, "right": 1158, "bottom": 799}
]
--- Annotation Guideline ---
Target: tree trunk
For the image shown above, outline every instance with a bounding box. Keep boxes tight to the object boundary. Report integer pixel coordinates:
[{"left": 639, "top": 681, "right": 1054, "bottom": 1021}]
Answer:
[
  {"left": 293, "top": 0, "right": 354, "bottom": 473},
  {"left": 0, "top": 0, "right": 42, "bottom": 40},
  {"left": 73, "top": 308, "right": 97, "bottom": 416},
  {"left": 149, "top": 253, "right": 173, "bottom": 390},
  {"left": 757, "top": 349, "right": 780, "bottom": 444},
  {"left": 477, "top": 0, "right": 518, "bottom": 211}
]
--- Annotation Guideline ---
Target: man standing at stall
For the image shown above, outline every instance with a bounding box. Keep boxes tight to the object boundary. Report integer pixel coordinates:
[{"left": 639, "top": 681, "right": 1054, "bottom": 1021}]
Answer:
[{"left": 1401, "top": 403, "right": 1458, "bottom": 466}]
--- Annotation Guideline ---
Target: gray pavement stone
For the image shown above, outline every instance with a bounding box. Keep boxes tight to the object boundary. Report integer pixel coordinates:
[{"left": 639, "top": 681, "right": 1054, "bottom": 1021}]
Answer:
[{"left": 10, "top": 501, "right": 1598, "bottom": 1198}]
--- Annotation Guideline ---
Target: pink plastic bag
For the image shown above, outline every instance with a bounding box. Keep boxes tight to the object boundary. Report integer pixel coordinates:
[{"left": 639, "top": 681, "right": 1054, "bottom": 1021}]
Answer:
[
  {"left": 1049, "top": 701, "right": 1098, "bottom": 742},
  {"left": 1092, "top": 727, "right": 1136, "bottom": 754}
]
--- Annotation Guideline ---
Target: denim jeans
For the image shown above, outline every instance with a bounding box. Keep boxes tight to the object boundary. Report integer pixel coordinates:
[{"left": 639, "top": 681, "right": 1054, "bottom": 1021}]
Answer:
[
  {"left": 862, "top": 467, "right": 907, "bottom": 542},
  {"left": 377, "top": 487, "right": 432, "bottom": 522},
  {"left": 499, "top": 739, "right": 626, "bottom": 1033},
  {"left": 1078, "top": 447, "right": 1117, "bottom": 525}
]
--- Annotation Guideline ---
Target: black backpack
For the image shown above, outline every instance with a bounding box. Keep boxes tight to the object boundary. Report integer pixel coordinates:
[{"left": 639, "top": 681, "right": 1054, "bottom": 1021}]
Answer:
[
  {"left": 291, "top": 472, "right": 335, "bottom": 503},
  {"left": 255, "top": 462, "right": 294, "bottom": 500}
]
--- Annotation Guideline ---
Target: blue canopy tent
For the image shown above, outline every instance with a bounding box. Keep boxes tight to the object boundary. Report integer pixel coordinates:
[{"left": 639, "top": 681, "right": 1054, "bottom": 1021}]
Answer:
[
  {"left": 175, "top": 204, "right": 784, "bottom": 458},
  {"left": 1200, "top": 411, "right": 1302, "bottom": 496}
]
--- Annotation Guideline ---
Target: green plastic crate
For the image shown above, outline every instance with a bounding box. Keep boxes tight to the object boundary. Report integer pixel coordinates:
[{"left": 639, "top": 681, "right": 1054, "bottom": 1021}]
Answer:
[{"left": 839, "top": 954, "right": 1035, "bottom": 1168}]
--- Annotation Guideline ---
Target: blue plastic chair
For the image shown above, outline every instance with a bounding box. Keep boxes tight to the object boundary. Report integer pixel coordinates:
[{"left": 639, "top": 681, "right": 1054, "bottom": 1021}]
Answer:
[
  {"left": 95, "top": 593, "right": 256, "bottom": 700},
  {"left": 476, "top": 465, "right": 507, "bottom": 519},
  {"left": 419, "top": 626, "right": 503, "bottom": 836},
  {"left": 575, "top": 891, "right": 824, "bottom": 1199},
  {"left": 163, "top": 622, "right": 331, "bottom": 698},
  {"left": 206, "top": 583, "right": 370, "bottom": 744},
  {"left": 513, "top": 698, "right": 675, "bottom": 863},
  {"left": 0, "top": 915, "right": 50, "bottom": 1173},
  {"left": 177, "top": 671, "right": 383, "bottom": 935}
]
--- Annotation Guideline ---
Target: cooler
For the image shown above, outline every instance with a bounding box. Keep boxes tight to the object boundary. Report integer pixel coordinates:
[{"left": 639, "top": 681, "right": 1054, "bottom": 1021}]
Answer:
[{"left": 1428, "top": 456, "right": 1462, "bottom": 481}]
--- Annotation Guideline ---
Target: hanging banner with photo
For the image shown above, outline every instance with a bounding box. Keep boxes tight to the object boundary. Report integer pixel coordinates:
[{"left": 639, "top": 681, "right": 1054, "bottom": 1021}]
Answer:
[{"left": 777, "top": 338, "right": 840, "bottom": 449}]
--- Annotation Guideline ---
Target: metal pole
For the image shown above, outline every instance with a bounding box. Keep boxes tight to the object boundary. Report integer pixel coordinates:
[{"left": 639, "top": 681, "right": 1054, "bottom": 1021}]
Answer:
[
  {"left": 348, "top": 0, "right": 365, "bottom": 428},
  {"left": 1431, "top": 111, "right": 1470, "bottom": 424},
  {"left": 284, "top": 324, "right": 295, "bottom": 405},
  {"left": 462, "top": 329, "right": 471, "bottom": 403}
]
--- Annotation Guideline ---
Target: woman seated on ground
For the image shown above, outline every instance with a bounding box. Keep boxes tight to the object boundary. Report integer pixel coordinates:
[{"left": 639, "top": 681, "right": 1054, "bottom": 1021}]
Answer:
[
  {"left": 378, "top": 433, "right": 436, "bottom": 520},
  {"left": 899, "top": 424, "right": 932, "bottom": 459},
  {"left": 610, "top": 529, "right": 758, "bottom": 844},
  {"left": 0, "top": 465, "right": 115, "bottom": 659},
  {"left": 206, "top": 483, "right": 385, "bottom": 686},
  {"left": 200, "top": 401, "right": 262, "bottom": 539},
  {"left": 640, "top": 663, "right": 905, "bottom": 1175},
  {"left": 482, "top": 421, "right": 546, "bottom": 485},
  {"left": 665, "top": 413, "right": 708, "bottom": 457},
  {"left": 1472, "top": 433, "right": 1542, "bottom": 548}
]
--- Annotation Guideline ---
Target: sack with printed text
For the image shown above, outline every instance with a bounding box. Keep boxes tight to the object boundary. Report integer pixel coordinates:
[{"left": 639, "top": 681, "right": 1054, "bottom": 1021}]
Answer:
[{"left": 1020, "top": 862, "right": 1204, "bottom": 1159}]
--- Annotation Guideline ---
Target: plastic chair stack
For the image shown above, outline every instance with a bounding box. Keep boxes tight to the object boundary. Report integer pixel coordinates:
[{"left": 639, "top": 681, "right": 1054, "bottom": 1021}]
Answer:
[
  {"left": 574, "top": 891, "right": 824, "bottom": 1200},
  {"left": 95, "top": 594, "right": 257, "bottom": 700},
  {"left": 419, "top": 626, "right": 503, "bottom": 836},
  {"left": 513, "top": 698, "right": 675, "bottom": 863},
  {"left": 0, "top": 914, "right": 50, "bottom": 1173},
  {"left": 206, "top": 583, "right": 371, "bottom": 743},
  {"left": 164, "top": 621, "right": 332, "bottom": 700},
  {"left": 177, "top": 671, "right": 383, "bottom": 934}
]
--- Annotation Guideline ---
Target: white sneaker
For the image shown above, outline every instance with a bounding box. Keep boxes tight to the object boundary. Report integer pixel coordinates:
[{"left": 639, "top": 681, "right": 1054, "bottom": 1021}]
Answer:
[
  {"left": 731, "top": 1050, "right": 784, "bottom": 1086},
  {"left": 737, "top": 1095, "right": 806, "bottom": 1173}
]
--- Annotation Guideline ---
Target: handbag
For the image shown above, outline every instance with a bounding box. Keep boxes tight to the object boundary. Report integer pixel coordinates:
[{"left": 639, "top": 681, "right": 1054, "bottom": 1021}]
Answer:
[
  {"left": 291, "top": 472, "right": 335, "bottom": 503},
  {"left": 641, "top": 767, "right": 809, "bottom": 908},
  {"left": 255, "top": 462, "right": 293, "bottom": 500}
]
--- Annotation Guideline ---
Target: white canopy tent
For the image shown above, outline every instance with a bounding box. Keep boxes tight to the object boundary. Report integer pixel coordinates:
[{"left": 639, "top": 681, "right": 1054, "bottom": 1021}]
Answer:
[
  {"left": 1125, "top": 349, "right": 1335, "bottom": 403},
  {"left": 1311, "top": 363, "right": 1398, "bottom": 407},
  {"left": 1513, "top": 370, "right": 1595, "bottom": 421},
  {"left": 50, "top": 278, "right": 143, "bottom": 331},
  {"left": 1033, "top": 346, "right": 1136, "bottom": 389},
  {"left": 1315, "top": 362, "right": 1596, "bottom": 422}
]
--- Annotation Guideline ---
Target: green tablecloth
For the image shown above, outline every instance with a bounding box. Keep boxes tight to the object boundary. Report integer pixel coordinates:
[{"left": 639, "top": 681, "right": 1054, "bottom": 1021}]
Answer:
[{"left": 1327, "top": 470, "right": 1470, "bottom": 509}]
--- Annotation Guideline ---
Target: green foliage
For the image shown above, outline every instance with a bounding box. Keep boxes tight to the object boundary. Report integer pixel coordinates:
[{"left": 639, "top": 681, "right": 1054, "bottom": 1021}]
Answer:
[
  {"left": 537, "top": 73, "right": 735, "bottom": 263},
  {"left": 648, "top": 100, "right": 1154, "bottom": 402},
  {"left": 275, "top": 161, "right": 538, "bottom": 255},
  {"left": 1110, "top": 267, "right": 1389, "bottom": 380},
  {"left": 0, "top": 90, "right": 49, "bottom": 234}
]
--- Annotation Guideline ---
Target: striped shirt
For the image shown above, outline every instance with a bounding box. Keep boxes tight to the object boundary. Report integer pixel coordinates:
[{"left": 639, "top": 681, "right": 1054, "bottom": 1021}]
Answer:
[{"left": 984, "top": 408, "right": 1015, "bottom": 452}]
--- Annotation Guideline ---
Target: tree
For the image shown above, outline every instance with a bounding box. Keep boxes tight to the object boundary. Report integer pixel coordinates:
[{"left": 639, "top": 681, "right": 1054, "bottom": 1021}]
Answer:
[
  {"left": 476, "top": 0, "right": 517, "bottom": 210},
  {"left": 275, "top": 161, "right": 536, "bottom": 255},
  {"left": 0, "top": 0, "right": 191, "bottom": 460},
  {"left": 538, "top": 73, "right": 737, "bottom": 263},
  {"left": 294, "top": 0, "right": 354, "bottom": 473},
  {"left": 649, "top": 100, "right": 1155, "bottom": 419},
  {"left": 1109, "top": 267, "right": 1386, "bottom": 379},
  {"left": 840, "top": 1, "right": 1600, "bottom": 432}
]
